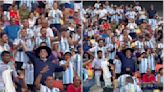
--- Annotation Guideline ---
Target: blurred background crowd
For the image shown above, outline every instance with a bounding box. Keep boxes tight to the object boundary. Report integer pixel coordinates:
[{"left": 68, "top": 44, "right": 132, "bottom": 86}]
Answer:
[
  {"left": 0, "top": 0, "right": 83, "bottom": 92},
  {"left": 82, "top": 1, "right": 163, "bottom": 92},
  {"left": 0, "top": 0, "right": 163, "bottom": 92}
]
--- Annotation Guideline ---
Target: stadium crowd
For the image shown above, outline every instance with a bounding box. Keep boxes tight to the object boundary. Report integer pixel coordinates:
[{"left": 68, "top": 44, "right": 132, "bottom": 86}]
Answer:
[
  {"left": 0, "top": 0, "right": 82, "bottom": 92},
  {"left": 82, "top": 1, "right": 163, "bottom": 92}
]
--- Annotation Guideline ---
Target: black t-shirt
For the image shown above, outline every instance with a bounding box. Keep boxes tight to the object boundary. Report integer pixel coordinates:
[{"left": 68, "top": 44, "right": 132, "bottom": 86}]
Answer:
[{"left": 147, "top": 9, "right": 156, "bottom": 18}]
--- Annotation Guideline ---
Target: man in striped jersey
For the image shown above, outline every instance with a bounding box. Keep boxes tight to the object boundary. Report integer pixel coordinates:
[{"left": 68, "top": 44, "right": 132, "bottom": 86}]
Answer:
[
  {"left": 13, "top": 28, "right": 34, "bottom": 71},
  {"left": 35, "top": 27, "right": 51, "bottom": 48},
  {"left": 144, "top": 34, "right": 155, "bottom": 48},
  {"left": 107, "top": 36, "right": 117, "bottom": 60},
  {"left": 146, "top": 49, "right": 157, "bottom": 73},
  {"left": 120, "top": 76, "right": 142, "bottom": 92},
  {"left": 59, "top": 28, "right": 72, "bottom": 54},
  {"left": 134, "top": 36, "right": 144, "bottom": 49},
  {"left": 72, "top": 45, "right": 82, "bottom": 78},
  {"left": 138, "top": 51, "right": 149, "bottom": 75},
  {"left": 60, "top": 52, "right": 75, "bottom": 87}
]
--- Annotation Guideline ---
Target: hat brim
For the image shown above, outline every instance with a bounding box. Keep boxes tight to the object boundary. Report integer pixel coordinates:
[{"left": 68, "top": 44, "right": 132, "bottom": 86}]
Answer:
[{"left": 35, "top": 46, "right": 52, "bottom": 58}]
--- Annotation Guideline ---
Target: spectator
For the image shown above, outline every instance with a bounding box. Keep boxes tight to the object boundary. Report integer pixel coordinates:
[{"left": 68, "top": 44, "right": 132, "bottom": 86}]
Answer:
[
  {"left": 21, "top": 60, "right": 34, "bottom": 91},
  {"left": 21, "top": 19, "right": 34, "bottom": 39},
  {"left": 0, "top": 51, "right": 28, "bottom": 92},
  {"left": 35, "top": 27, "right": 51, "bottom": 48},
  {"left": 117, "top": 48, "right": 136, "bottom": 74},
  {"left": 28, "top": 12, "right": 37, "bottom": 29},
  {"left": 9, "top": 5, "right": 20, "bottom": 25},
  {"left": 48, "top": 2, "right": 63, "bottom": 31},
  {"left": 113, "top": 55, "right": 122, "bottom": 78},
  {"left": 4, "top": 18, "right": 20, "bottom": 42},
  {"left": 156, "top": 68, "right": 163, "bottom": 84},
  {"left": 22, "top": 42, "right": 68, "bottom": 84},
  {"left": 67, "top": 76, "right": 82, "bottom": 92},
  {"left": 13, "top": 28, "right": 34, "bottom": 70},
  {"left": 72, "top": 45, "right": 82, "bottom": 78},
  {"left": 138, "top": 51, "right": 148, "bottom": 75},
  {"left": 142, "top": 68, "right": 156, "bottom": 83},
  {"left": 19, "top": 3, "right": 30, "bottom": 22},
  {"left": 120, "top": 76, "right": 142, "bottom": 92},
  {"left": 92, "top": 50, "right": 105, "bottom": 87},
  {"left": 60, "top": 52, "right": 75, "bottom": 87}
]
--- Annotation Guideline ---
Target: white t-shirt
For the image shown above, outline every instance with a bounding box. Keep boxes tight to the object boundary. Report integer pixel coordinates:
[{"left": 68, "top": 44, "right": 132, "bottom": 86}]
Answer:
[
  {"left": 94, "top": 3, "right": 101, "bottom": 9},
  {"left": 98, "top": 9, "right": 108, "bottom": 19},
  {"left": 101, "top": 60, "right": 111, "bottom": 78},
  {"left": 28, "top": 18, "right": 36, "bottom": 29},
  {"left": 39, "top": 84, "right": 59, "bottom": 92},
  {"left": 89, "top": 46, "right": 107, "bottom": 58}
]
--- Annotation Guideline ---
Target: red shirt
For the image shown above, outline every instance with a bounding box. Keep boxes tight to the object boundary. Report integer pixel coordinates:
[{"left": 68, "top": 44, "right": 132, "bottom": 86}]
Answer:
[
  {"left": 9, "top": 10, "right": 19, "bottom": 25},
  {"left": 67, "top": 84, "right": 81, "bottom": 92},
  {"left": 142, "top": 74, "right": 156, "bottom": 83},
  {"left": 102, "top": 22, "right": 111, "bottom": 30}
]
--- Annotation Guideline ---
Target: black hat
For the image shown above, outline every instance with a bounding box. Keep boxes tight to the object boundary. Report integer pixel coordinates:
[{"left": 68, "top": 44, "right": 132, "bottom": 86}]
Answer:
[{"left": 35, "top": 46, "right": 52, "bottom": 58}]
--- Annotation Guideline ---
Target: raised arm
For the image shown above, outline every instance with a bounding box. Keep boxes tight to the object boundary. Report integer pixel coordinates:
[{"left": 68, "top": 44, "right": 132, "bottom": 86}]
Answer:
[
  {"left": 17, "top": 71, "right": 28, "bottom": 92},
  {"left": 35, "top": 65, "right": 49, "bottom": 90},
  {"left": 22, "top": 41, "right": 37, "bottom": 63},
  {"left": 116, "top": 51, "right": 125, "bottom": 62}
]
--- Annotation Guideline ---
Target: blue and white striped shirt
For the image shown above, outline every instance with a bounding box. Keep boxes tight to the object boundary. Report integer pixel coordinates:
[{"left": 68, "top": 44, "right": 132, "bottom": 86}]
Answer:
[
  {"left": 107, "top": 43, "right": 116, "bottom": 60},
  {"left": 144, "top": 41, "right": 154, "bottom": 48},
  {"left": 72, "top": 54, "right": 82, "bottom": 78},
  {"left": 147, "top": 54, "right": 156, "bottom": 71},
  {"left": 13, "top": 38, "right": 34, "bottom": 63},
  {"left": 113, "top": 59, "right": 122, "bottom": 74},
  {"left": 35, "top": 37, "right": 51, "bottom": 48},
  {"left": 139, "top": 58, "right": 148, "bottom": 73},
  {"left": 135, "top": 41, "right": 144, "bottom": 49},
  {"left": 120, "top": 83, "right": 142, "bottom": 92},
  {"left": 118, "top": 74, "right": 131, "bottom": 88},
  {"left": 59, "top": 37, "right": 70, "bottom": 53},
  {"left": 60, "top": 60, "right": 74, "bottom": 84},
  {"left": 48, "top": 9, "right": 63, "bottom": 24}
]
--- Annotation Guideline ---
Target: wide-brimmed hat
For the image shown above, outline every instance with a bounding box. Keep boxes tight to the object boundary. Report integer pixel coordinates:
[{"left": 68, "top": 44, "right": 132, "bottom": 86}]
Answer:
[{"left": 35, "top": 46, "right": 52, "bottom": 58}]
